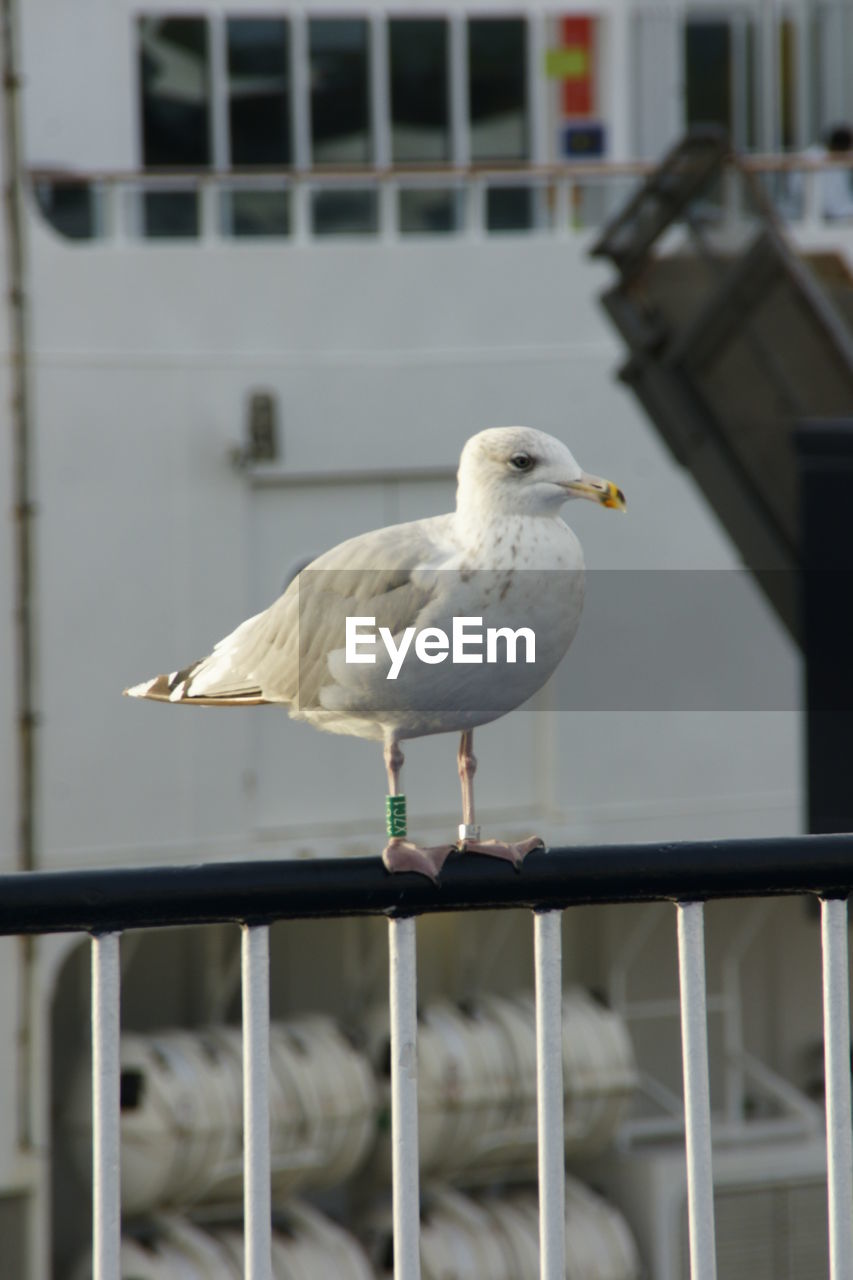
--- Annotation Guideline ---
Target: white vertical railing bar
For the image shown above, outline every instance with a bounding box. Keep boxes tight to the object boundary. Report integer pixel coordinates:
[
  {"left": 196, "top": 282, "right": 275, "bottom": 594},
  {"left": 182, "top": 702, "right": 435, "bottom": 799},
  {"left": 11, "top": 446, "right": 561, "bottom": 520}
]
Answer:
[
  {"left": 91, "top": 932, "right": 121, "bottom": 1280},
  {"left": 676, "top": 902, "right": 717, "bottom": 1280},
  {"left": 388, "top": 915, "right": 421, "bottom": 1280},
  {"left": 242, "top": 924, "right": 272, "bottom": 1280},
  {"left": 820, "top": 896, "right": 853, "bottom": 1280},
  {"left": 534, "top": 910, "right": 566, "bottom": 1280}
]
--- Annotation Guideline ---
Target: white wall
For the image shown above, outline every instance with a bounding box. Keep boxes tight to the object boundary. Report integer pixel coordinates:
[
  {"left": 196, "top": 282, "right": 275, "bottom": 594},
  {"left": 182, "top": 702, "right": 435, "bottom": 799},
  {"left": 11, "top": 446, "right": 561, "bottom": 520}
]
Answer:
[
  {"left": 22, "top": 0, "right": 136, "bottom": 170},
  {"left": 19, "top": 216, "right": 802, "bottom": 867}
]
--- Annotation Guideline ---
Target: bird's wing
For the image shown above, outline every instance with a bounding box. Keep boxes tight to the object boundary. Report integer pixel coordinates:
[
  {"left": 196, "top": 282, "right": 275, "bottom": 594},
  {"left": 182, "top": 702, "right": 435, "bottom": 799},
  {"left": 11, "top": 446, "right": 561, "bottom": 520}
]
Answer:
[
  {"left": 126, "top": 515, "right": 452, "bottom": 708},
  {"left": 253, "top": 516, "right": 451, "bottom": 708}
]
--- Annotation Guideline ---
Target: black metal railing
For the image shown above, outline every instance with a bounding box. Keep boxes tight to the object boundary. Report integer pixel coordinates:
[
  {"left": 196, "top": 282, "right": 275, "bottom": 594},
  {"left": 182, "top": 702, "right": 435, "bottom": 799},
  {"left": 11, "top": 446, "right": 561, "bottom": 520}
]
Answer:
[
  {"left": 8, "top": 833, "right": 853, "bottom": 1280},
  {"left": 3, "top": 833, "right": 853, "bottom": 936}
]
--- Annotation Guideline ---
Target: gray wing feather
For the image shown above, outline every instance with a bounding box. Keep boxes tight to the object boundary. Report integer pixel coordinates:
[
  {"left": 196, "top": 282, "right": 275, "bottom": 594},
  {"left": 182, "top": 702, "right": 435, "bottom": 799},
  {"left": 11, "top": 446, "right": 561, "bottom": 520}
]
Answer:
[{"left": 178, "top": 515, "right": 450, "bottom": 707}]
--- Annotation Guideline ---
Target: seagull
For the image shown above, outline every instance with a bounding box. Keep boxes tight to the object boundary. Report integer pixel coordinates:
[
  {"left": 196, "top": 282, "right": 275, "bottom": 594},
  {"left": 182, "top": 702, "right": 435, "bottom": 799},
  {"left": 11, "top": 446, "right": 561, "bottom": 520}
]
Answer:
[{"left": 126, "top": 427, "right": 625, "bottom": 878}]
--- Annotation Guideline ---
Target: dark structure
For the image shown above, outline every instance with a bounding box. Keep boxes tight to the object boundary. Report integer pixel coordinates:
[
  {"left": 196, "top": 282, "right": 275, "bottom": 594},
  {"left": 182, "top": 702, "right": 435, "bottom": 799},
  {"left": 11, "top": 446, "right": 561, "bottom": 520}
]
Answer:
[
  {"left": 591, "top": 129, "right": 853, "bottom": 639},
  {"left": 592, "top": 130, "right": 853, "bottom": 832},
  {"left": 796, "top": 425, "right": 853, "bottom": 833}
]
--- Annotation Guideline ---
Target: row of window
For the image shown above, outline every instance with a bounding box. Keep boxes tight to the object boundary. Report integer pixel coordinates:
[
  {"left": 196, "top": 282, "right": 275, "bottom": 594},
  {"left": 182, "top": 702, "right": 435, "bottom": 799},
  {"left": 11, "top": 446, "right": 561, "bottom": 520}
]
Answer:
[
  {"left": 140, "top": 7, "right": 845, "bottom": 175},
  {"left": 140, "top": 15, "right": 531, "bottom": 172},
  {"left": 34, "top": 179, "right": 624, "bottom": 240},
  {"left": 149, "top": 185, "right": 543, "bottom": 237},
  {"left": 33, "top": 164, "right": 853, "bottom": 243},
  {"left": 34, "top": 9, "right": 849, "bottom": 240}
]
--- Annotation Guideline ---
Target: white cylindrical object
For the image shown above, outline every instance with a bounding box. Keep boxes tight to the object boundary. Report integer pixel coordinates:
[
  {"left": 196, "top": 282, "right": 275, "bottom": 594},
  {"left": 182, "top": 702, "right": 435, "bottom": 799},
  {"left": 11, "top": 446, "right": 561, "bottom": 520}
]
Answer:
[
  {"left": 677, "top": 902, "right": 717, "bottom": 1280},
  {"left": 821, "top": 896, "right": 853, "bottom": 1280},
  {"left": 534, "top": 910, "right": 565, "bottom": 1280},
  {"left": 92, "top": 932, "right": 121, "bottom": 1280},
  {"left": 389, "top": 916, "right": 421, "bottom": 1280},
  {"left": 242, "top": 924, "right": 272, "bottom": 1280}
]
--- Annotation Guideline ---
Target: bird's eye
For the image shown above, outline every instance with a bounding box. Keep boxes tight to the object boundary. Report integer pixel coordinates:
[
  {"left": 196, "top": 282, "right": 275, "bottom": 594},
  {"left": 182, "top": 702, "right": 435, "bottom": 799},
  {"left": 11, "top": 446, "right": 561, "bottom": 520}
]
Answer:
[{"left": 509, "top": 453, "right": 533, "bottom": 472}]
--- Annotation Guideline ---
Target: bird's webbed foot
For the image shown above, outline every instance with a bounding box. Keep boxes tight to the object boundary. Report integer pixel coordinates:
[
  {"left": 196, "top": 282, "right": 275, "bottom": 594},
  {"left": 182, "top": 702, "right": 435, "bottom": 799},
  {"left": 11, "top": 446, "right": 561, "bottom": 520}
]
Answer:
[
  {"left": 456, "top": 834, "right": 545, "bottom": 869},
  {"left": 382, "top": 837, "right": 457, "bottom": 882}
]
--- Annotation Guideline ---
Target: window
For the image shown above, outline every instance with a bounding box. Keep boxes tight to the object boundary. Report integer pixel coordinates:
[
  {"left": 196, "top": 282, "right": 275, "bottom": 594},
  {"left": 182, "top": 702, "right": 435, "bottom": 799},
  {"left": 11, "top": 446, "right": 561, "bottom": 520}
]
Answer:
[
  {"left": 779, "top": 19, "right": 796, "bottom": 150},
  {"left": 398, "top": 188, "right": 464, "bottom": 234},
  {"left": 468, "top": 18, "right": 529, "bottom": 162},
  {"left": 309, "top": 19, "right": 371, "bottom": 165},
  {"left": 139, "top": 17, "right": 211, "bottom": 167},
  {"left": 142, "top": 190, "right": 200, "bottom": 238},
  {"left": 34, "top": 182, "right": 98, "bottom": 240},
  {"left": 389, "top": 19, "right": 450, "bottom": 163},
  {"left": 685, "top": 21, "right": 732, "bottom": 135},
  {"left": 312, "top": 189, "right": 378, "bottom": 235},
  {"left": 486, "top": 185, "right": 535, "bottom": 232},
  {"left": 225, "top": 190, "right": 291, "bottom": 238},
  {"left": 227, "top": 19, "right": 291, "bottom": 166}
]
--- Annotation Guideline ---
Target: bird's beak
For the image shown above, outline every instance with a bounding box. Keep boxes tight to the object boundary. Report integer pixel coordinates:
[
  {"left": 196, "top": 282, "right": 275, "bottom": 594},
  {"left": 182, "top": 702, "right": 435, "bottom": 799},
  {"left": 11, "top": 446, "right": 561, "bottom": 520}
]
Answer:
[{"left": 563, "top": 471, "right": 627, "bottom": 511}]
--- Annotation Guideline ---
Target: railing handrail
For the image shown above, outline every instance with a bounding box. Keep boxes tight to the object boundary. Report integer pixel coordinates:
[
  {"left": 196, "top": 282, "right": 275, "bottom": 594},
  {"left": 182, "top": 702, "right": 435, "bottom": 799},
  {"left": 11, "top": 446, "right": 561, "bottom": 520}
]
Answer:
[
  {"left": 3, "top": 832, "right": 852, "bottom": 935},
  {"left": 26, "top": 153, "right": 853, "bottom": 187},
  {"left": 24, "top": 160, "right": 666, "bottom": 185}
]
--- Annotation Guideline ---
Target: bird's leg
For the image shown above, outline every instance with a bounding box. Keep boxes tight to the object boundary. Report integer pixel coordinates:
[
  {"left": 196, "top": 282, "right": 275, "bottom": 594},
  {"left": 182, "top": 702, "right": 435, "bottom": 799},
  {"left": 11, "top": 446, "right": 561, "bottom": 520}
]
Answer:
[
  {"left": 381, "top": 738, "right": 455, "bottom": 881},
  {"left": 384, "top": 737, "right": 404, "bottom": 802},
  {"left": 456, "top": 728, "right": 545, "bottom": 869},
  {"left": 457, "top": 729, "right": 480, "bottom": 842}
]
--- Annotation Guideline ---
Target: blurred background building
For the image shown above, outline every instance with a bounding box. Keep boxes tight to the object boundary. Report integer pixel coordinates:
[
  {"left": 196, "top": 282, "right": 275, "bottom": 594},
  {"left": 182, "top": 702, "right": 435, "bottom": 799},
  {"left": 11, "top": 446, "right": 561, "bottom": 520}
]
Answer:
[{"left": 1, "top": 0, "right": 852, "bottom": 1275}]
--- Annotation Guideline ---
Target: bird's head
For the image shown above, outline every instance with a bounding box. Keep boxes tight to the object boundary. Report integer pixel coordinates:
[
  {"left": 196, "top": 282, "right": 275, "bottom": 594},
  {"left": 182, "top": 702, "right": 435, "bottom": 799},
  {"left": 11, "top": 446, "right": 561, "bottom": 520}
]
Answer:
[{"left": 457, "top": 426, "right": 626, "bottom": 519}]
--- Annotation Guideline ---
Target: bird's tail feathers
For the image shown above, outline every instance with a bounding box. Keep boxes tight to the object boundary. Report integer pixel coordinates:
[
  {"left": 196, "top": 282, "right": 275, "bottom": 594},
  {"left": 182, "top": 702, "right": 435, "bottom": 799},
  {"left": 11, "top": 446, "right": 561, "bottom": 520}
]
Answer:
[{"left": 124, "top": 659, "right": 268, "bottom": 706}]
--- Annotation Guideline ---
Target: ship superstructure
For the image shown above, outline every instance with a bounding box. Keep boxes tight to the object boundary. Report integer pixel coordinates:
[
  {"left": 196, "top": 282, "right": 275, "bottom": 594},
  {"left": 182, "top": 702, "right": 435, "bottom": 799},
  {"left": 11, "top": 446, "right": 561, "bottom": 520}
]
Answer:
[{"left": 1, "top": 1, "right": 852, "bottom": 1274}]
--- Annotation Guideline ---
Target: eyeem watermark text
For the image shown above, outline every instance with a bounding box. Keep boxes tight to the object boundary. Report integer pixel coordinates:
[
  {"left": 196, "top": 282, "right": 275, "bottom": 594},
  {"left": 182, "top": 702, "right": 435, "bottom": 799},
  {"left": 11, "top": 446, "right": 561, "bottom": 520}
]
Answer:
[{"left": 345, "top": 616, "right": 536, "bottom": 680}]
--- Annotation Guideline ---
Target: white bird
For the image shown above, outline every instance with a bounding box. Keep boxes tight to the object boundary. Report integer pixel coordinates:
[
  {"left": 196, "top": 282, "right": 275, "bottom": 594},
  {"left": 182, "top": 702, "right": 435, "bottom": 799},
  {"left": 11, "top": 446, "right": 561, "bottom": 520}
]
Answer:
[{"left": 126, "top": 427, "right": 625, "bottom": 878}]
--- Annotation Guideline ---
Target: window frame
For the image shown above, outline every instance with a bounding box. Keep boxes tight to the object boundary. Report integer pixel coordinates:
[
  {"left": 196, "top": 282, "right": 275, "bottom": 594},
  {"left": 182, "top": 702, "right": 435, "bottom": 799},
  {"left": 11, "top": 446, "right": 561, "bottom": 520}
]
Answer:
[
  {"left": 466, "top": 10, "right": 532, "bottom": 165},
  {"left": 134, "top": 8, "right": 545, "bottom": 175},
  {"left": 224, "top": 14, "right": 294, "bottom": 169},
  {"left": 387, "top": 14, "right": 452, "bottom": 165},
  {"left": 135, "top": 12, "right": 215, "bottom": 171},
  {"left": 307, "top": 13, "right": 375, "bottom": 167}
]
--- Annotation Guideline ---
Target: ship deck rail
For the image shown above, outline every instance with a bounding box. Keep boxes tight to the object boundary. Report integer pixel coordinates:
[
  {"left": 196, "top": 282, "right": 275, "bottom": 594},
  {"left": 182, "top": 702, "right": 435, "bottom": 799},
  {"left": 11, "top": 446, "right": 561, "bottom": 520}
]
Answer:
[
  {"left": 2, "top": 832, "right": 853, "bottom": 1280},
  {"left": 27, "top": 153, "right": 853, "bottom": 244}
]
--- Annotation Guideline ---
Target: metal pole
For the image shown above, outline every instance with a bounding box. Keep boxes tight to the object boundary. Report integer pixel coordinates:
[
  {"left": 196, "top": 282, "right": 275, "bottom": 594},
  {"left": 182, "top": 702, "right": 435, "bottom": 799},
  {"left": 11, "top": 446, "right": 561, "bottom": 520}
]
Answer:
[
  {"left": 534, "top": 910, "right": 565, "bottom": 1280},
  {"left": 2, "top": 0, "right": 38, "bottom": 1162},
  {"left": 821, "top": 897, "right": 853, "bottom": 1280},
  {"left": 242, "top": 924, "right": 272, "bottom": 1280},
  {"left": 677, "top": 902, "right": 717, "bottom": 1280},
  {"left": 1, "top": 0, "right": 35, "bottom": 876},
  {"left": 92, "top": 933, "right": 121, "bottom": 1280},
  {"left": 389, "top": 916, "right": 420, "bottom": 1280}
]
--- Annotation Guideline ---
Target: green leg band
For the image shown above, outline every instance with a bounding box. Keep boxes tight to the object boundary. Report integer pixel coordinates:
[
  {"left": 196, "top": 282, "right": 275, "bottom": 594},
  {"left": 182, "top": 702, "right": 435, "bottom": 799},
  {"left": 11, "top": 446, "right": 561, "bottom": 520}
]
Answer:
[{"left": 386, "top": 794, "right": 407, "bottom": 839}]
